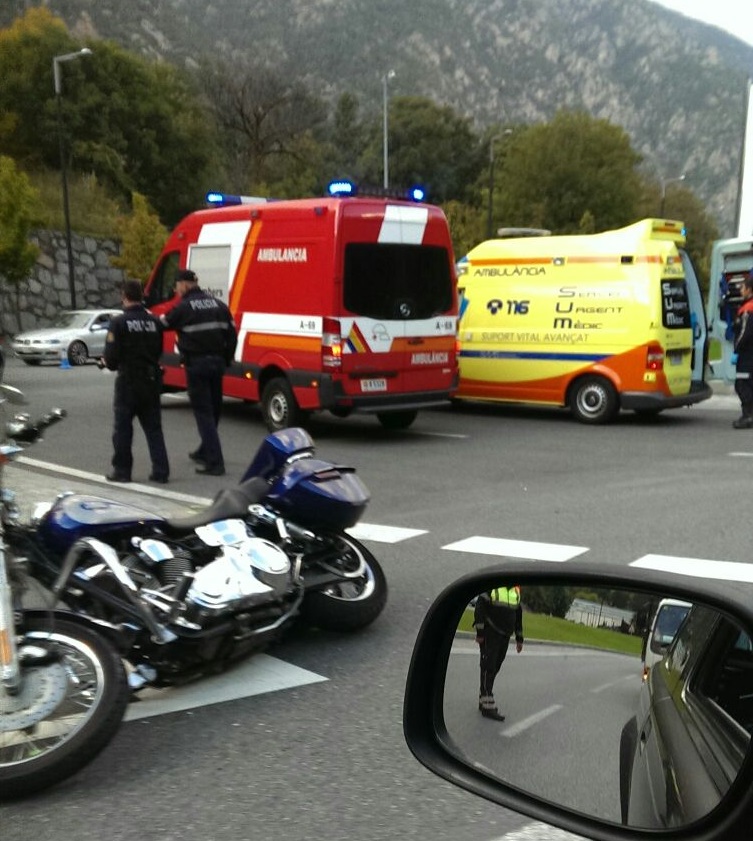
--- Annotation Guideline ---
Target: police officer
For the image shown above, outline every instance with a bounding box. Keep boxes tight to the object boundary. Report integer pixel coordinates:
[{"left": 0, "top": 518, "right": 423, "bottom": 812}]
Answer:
[
  {"left": 473, "top": 584, "right": 524, "bottom": 721},
  {"left": 732, "top": 273, "right": 753, "bottom": 429},
  {"left": 162, "top": 269, "right": 237, "bottom": 476},
  {"left": 103, "top": 279, "right": 170, "bottom": 483}
]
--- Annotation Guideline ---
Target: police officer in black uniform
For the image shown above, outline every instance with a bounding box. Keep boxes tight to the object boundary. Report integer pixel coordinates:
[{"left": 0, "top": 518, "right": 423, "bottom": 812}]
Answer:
[
  {"left": 473, "top": 585, "right": 524, "bottom": 721},
  {"left": 103, "top": 279, "right": 170, "bottom": 483},
  {"left": 162, "top": 269, "right": 237, "bottom": 476}
]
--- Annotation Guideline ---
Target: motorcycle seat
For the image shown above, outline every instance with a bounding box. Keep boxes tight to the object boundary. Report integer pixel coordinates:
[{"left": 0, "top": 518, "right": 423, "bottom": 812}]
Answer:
[{"left": 159, "top": 477, "right": 269, "bottom": 537}]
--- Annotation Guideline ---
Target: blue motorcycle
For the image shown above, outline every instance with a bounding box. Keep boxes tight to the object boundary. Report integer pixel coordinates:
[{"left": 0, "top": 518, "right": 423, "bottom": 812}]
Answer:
[{"left": 10, "top": 425, "right": 387, "bottom": 690}]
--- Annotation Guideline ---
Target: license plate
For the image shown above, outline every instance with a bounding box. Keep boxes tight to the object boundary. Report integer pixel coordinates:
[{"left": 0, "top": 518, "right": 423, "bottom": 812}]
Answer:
[
  {"left": 667, "top": 350, "right": 684, "bottom": 366},
  {"left": 360, "top": 378, "right": 387, "bottom": 392}
]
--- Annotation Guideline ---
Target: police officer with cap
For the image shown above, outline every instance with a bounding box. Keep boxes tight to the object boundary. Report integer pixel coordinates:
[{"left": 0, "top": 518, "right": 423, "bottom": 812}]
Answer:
[
  {"left": 162, "top": 269, "right": 237, "bottom": 475},
  {"left": 103, "top": 278, "right": 170, "bottom": 483}
]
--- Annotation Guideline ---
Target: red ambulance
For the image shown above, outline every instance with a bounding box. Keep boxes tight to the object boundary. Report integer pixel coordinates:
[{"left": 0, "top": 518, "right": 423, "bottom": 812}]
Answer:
[{"left": 143, "top": 190, "right": 459, "bottom": 430}]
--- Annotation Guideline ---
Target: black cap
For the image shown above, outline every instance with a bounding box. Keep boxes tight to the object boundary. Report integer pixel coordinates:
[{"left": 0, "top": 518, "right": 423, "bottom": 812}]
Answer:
[{"left": 176, "top": 269, "right": 198, "bottom": 283}]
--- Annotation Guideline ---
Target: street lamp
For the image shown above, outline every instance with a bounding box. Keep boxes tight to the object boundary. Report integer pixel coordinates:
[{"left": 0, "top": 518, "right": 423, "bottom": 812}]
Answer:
[
  {"left": 53, "top": 48, "right": 92, "bottom": 310},
  {"left": 660, "top": 173, "right": 686, "bottom": 217},
  {"left": 487, "top": 129, "right": 512, "bottom": 238},
  {"left": 382, "top": 70, "right": 395, "bottom": 189}
]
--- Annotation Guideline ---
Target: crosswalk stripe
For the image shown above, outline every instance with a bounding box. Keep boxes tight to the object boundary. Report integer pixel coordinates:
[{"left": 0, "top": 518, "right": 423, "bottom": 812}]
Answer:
[
  {"left": 442, "top": 536, "right": 589, "bottom": 562},
  {"left": 631, "top": 554, "right": 753, "bottom": 583},
  {"left": 348, "top": 523, "right": 427, "bottom": 543},
  {"left": 124, "top": 654, "right": 327, "bottom": 721}
]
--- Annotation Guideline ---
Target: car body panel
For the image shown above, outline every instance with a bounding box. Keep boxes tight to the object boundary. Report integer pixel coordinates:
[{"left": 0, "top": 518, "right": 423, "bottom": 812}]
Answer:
[{"left": 11, "top": 310, "right": 120, "bottom": 364}]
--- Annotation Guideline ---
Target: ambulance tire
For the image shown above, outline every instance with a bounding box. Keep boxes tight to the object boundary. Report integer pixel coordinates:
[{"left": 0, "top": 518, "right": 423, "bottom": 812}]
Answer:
[
  {"left": 376, "top": 410, "right": 418, "bottom": 430},
  {"left": 569, "top": 376, "right": 619, "bottom": 424},
  {"left": 261, "top": 377, "right": 307, "bottom": 431}
]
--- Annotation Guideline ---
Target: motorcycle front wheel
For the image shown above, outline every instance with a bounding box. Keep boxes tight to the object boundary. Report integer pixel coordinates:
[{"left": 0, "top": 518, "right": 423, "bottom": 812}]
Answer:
[
  {"left": 0, "top": 615, "right": 129, "bottom": 800},
  {"left": 300, "top": 534, "right": 387, "bottom": 632}
]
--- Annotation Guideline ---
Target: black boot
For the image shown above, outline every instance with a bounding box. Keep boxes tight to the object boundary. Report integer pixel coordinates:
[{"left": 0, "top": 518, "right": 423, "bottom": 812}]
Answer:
[
  {"left": 734, "top": 402, "right": 753, "bottom": 428},
  {"left": 479, "top": 694, "right": 506, "bottom": 721}
]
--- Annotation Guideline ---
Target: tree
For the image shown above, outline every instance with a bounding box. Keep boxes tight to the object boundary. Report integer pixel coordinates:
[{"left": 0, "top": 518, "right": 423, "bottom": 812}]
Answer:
[
  {"left": 637, "top": 178, "right": 720, "bottom": 294},
  {"left": 0, "top": 155, "right": 39, "bottom": 334},
  {"left": 0, "top": 8, "right": 220, "bottom": 226},
  {"left": 440, "top": 199, "right": 485, "bottom": 261},
  {"left": 360, "top": 96, "right": 485, "bottom": 203},
  {"left": 524, "top": 586, "right": 573, "bottom": 618},
  {"left": 496, "top": 110, "right": 644, "bottom": 233},
  {"left": 199, "top": 58, "right": 327, "bottom": 196},
  {"left": 111, "top": 193, "right": 168, "bottom": 284}
]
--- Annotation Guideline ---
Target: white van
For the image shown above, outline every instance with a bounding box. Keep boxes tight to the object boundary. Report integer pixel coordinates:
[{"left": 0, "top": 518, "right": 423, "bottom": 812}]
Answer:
[{"left": 641, "top": 597, "right": 692, "bottom": 681}]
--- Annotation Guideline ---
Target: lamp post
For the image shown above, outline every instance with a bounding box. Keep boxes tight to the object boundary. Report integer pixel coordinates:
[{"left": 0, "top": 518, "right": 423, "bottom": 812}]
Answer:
[
  {"left": 660, "top": 173, "right": 686, "bottom": 217},
  {"left": 382, "top": 70, "right": 395, "bottom": 189},
  {"left": 487, "top": 129, "right": 512, "bottom": 238},
  {"left": 53, "top": 48, "right": 92, "bottom": 310}
]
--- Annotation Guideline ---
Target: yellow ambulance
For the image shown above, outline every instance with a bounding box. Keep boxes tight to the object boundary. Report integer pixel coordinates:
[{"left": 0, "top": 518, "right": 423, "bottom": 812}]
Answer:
[{"left": 455, "top": 219, "right": 711, "bottom": 423}]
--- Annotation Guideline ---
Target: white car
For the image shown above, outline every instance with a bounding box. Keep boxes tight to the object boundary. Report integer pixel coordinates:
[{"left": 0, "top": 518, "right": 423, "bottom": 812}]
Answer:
[{"left": 11, "top": 309, "right": 121, "bottom": 366}]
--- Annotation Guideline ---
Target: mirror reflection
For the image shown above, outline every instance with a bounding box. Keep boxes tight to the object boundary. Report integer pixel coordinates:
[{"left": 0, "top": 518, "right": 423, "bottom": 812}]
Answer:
[{"left": 442, "top": 583, "right": 753, "bottom": 829}]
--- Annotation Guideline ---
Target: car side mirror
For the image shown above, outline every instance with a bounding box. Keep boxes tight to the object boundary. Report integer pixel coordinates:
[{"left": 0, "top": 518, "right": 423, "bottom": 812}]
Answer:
[{"left": 403, "top": 561, "right": 753, "bottom": 840}]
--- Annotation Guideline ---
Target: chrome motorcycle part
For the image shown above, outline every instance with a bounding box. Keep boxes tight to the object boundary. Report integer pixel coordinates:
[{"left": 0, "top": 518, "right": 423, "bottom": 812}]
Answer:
[{"left": 0, "top": 616, "right": 129, "bottom": 800}]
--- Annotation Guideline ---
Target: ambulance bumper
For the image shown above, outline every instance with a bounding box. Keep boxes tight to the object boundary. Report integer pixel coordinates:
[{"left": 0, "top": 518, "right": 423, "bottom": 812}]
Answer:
[
  {"left": 321, "top": 381, "right": 454, "bottom": 413},
  {"left": 620, "top": 380, "right": 713, "bottom": 411}
]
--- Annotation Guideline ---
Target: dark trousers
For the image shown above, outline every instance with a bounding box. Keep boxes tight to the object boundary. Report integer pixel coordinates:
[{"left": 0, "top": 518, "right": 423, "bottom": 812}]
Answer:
[
  {"left": 735, "top": 371, "right": 753, "bottom": 416},
  {"left": 112, "top": 375, "right": 169, "bottom": 479},
  {"left": 185, "top": 355, "right": 226, "bottom": 469},
  {"left": 479, "top": 632, "right": 510, "bottom": 697}
]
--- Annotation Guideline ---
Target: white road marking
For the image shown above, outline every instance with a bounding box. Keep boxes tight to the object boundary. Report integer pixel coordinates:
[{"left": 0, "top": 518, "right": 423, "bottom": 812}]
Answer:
[
  {"left": 415, "top": 431, "right": 469, "bottom": 439},
  {"left": 632, "top": 554, "right": 753, "bottom": 583},
  {"left": 500, "top": 704, "right": 563, "bottom": 737},
  {"left": 494, "top": 824, "right": 584, "bottom": 840},
  {"left": 443, "top": 536, "right": 588, "bottom": 562},
  {"left": 729, "top": 452, "right": 753, "bottom": 457},
  {"left": 591, "top": 675, "right": 635, "bottom": 693},
  {"left": 347, "top": 523, "right": 427, "bottom": 543},
  {"left": 15, "top": 457, "right": 213, "bottom": 506},
  {"left": 125, "top": 654, "right": 327, "bottom": 721}
]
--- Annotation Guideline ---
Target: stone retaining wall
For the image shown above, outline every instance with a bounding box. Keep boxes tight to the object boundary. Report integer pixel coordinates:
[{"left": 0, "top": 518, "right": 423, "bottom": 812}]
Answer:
[{"left": 0, "top": 229, "right": 126, "bottom": 337}]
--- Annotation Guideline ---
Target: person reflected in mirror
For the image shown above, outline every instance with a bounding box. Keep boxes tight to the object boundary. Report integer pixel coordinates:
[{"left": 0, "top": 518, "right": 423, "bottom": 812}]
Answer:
[
  {"left": 732, "top": 273, "right": 753, "bottom": 429},
  {"left": 161, "top": 269, "right": 238, "bottom": 475},
  {"left": 103, "top": 279, "right": 170, "bottom": 484},
  {"left": 474, "top": 585, "right": 524, "bottom": 721}
]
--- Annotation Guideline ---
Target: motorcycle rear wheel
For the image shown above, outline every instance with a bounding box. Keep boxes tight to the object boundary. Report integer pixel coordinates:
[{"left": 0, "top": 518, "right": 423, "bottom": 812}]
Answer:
[
  {"left": 300, "top": 534, "right": 387, "bottom": 631},
  {"left": 0, "top": 615, "right": 129, "bottom": 800}
]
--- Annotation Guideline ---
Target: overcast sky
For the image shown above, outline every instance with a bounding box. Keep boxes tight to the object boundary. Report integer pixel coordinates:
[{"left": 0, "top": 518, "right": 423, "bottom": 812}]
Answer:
[{"left": 649, "top": 0, "right": 753, "bottom": 48}]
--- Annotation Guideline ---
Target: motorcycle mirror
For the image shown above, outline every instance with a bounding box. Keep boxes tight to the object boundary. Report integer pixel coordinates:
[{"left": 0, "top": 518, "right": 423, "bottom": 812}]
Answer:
[{"left": 403, "top": 561, "right": 753, "bottom": 841}]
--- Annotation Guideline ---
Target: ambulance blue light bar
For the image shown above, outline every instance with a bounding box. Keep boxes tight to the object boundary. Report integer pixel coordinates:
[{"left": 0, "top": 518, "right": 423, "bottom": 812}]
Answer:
[
  {"left": 325, "top": 179, "right": 428, "bottom": 202},
  {"left": 327, "top": 179, "right": 357, "bottom": 197},
  {"left": 205, "top": 192, "right": 269, "bottom": 207}
]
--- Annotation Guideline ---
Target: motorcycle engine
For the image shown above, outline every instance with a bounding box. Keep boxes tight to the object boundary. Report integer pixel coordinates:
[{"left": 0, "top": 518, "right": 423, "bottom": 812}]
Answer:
[{"left": 185, "top": 537, "right": 292, "bottom": 620}]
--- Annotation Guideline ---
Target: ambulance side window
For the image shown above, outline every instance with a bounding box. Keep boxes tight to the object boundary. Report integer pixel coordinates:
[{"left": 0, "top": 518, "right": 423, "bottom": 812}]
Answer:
[{"left": 145, "top": 251, "right": 181, "bottom": 306}]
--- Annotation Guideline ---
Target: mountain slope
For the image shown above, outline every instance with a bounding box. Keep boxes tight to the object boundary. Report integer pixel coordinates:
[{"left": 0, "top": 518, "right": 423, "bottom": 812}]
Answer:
[{"left": 4, "top": 0, "right": 752, "bottom": 232}]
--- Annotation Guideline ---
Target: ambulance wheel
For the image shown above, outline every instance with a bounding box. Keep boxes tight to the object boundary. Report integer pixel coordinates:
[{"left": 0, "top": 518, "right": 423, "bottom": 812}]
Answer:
[
  {"left": 376, "top": 410, "right": 418, "bottom": 430},
  {"left": 569, "top": 376, "right": 618, "bottom": 424},
  {"left": 261, "top": 377, "right": 307, "bottom": 431}
]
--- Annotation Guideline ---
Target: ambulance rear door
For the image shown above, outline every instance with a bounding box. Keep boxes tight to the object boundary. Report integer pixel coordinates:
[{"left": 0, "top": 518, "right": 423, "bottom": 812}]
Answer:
[
  {"left": 337, "top": 202, "right": 457, "bottom": 398},
  {"left": 677, "top": 249, "right": 709, "bottom": 388},
  {"left": 706, "top": 236, "right": 753, "bottom": 382}
]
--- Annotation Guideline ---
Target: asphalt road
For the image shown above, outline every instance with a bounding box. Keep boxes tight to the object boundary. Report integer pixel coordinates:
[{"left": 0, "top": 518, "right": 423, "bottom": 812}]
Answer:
[{"left": 2, "top": 352, "right": 748, "bottom": 841}]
